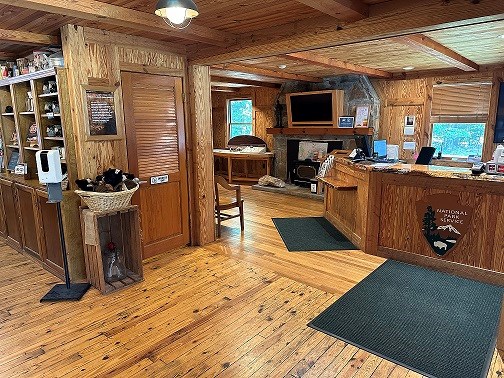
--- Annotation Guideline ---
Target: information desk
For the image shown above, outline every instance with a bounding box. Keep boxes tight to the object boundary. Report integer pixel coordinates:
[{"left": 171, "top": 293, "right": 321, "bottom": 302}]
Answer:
[
  {"left": 213, "top": 149, "right": 274, "bottom": 183},
  {"left": 320, "top": 158, "right": 504, "bottom": 285}
]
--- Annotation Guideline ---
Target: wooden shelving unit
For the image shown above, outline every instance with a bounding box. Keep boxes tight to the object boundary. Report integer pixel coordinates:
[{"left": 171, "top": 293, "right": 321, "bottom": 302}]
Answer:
[{"left": 0, "top": 68, "right": 75, "bottom": 185}]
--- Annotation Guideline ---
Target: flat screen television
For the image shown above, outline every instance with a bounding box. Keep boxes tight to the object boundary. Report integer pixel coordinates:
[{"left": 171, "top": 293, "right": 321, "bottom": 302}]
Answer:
[{"left": 286, "top": 90, "right": 343, "bottom": 127}]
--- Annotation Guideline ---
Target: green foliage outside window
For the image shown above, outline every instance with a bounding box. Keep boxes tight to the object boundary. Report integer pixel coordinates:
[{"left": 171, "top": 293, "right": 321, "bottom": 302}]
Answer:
[
  {"left": 431, "top": 123, "right": 485, "bottom": 158},
  {"left": 229, "top": 99, "right": 253, "bottom": 139}
]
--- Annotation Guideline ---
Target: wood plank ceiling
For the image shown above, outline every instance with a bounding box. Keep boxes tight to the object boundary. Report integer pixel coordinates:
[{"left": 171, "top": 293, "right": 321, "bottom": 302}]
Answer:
[{"left": 1, "top": 0, "right": 504, "bottom": 88}]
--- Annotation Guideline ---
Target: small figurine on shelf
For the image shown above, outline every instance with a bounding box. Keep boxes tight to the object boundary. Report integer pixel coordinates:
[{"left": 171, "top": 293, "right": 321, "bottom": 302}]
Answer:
[
  {"left": 48, "top": 80, "right": 57, "bottom": 93},
  {"left": 26, "top": 123, "right": 39, "bottom": 147},
  {"left": 25, "top": 91, "right": 34, "bottom": 112},
  {"left": 47, "top": 124, "right": 63, "bottom": 137},
  {"left": 10, "top": 131, "right": 18, "bottom": 146},
  {"left": 44, "top": 101, "right": 59, "bottom": 114},
  {"left": 43, "top": 80, "right": 58, "bottom": 94},
  {"left": 103, "top": 241, "right": 127, "bottom": 283}
]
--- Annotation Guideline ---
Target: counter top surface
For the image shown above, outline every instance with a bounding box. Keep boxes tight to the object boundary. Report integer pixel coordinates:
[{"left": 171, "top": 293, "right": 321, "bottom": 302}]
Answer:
[
  {"left": 333, "top": 157, "right": 504, "bottom": 182},
  {"left": 0, "top": 173, "right": 46, "bottom": 189}
]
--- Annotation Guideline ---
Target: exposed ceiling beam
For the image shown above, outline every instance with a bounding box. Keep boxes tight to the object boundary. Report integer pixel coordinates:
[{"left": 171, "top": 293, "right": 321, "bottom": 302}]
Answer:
[
  {"left": 211, "top": 63, "right": 321, "bottom": 83},
  {"left": 4, "top": 0, "right": 236, "bottom": 47},
  {"left": 285, "top": 52, "right": 392, "bottom": 78},
  {"left": 211, "top": 76, "right": 282, "bottom": 88},
  {"left": 293, "top": 0, "right": 368, "bottom": 22},
  {"left": 0, "top": 28, "right": 59, "bottom": 46},
  {"left": 191, "top": 0, "right": 504, "bottom": 64},
  {"left": 390, "top": 63, "right": 504, "bottom": 80},
  {"left": 393, "top": 34, "right": 479, "bottom": 72}
]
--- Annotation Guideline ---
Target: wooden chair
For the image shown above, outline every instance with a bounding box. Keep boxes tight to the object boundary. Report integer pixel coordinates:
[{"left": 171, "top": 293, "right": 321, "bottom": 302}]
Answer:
[{"left": 214, "top": 175, "right": 244, "bottom": 237}]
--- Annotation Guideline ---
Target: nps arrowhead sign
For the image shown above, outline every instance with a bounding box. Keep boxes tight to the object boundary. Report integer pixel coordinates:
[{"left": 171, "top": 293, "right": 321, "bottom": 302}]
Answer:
[{"left": 416, "top": 194, "right": 472, "bottom": 257}]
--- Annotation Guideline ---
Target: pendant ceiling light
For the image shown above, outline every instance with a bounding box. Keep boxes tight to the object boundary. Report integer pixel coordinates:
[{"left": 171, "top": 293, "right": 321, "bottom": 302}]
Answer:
[{"left": 155, "top": 0, "right": 199, "bottom": 29}]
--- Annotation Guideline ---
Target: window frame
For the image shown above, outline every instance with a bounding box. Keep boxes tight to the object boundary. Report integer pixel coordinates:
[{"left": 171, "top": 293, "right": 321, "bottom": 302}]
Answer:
[
  {"left": 428, "top": 81, "right": 493, "bottom": 160},
  {"left": 227, "top": 98, "right": 254, "bottom": 141}
]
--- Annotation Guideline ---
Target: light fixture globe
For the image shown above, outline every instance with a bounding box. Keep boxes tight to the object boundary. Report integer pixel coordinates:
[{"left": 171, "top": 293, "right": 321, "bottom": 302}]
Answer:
[{"left": 155, "top": 0, "right": 199, "bottom": 28}]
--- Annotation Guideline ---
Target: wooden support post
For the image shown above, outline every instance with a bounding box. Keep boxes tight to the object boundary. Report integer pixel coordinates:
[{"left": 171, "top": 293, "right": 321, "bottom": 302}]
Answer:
[{"left": 188, "top": 65, "right": 215, "bottom": 245}]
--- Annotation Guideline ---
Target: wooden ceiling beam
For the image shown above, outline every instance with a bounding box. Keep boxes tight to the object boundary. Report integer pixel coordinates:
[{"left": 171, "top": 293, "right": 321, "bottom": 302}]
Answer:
[
  {"left": 285, "top": 51, "right": 392, "bottom": 78},
  {"left": 393, "top": 34, "right": 479, "bottom": 72},
  {"left": 211, "top": 76, "right": 281, "bottom": 88},
  {"left": 293, "top": 0, "right": 368, "bottom": 22},
  {"left": 0, "top": 28, "right": 59, "bottom": 46},
  {"left": 3, "top": 0, "right": 236, "bottom": 47},
  {"left": 211, "top": 63, "right": 321, "bottom": 83},
  {"left": 191, "top": 0, "right": 504, "bottom": 64}
]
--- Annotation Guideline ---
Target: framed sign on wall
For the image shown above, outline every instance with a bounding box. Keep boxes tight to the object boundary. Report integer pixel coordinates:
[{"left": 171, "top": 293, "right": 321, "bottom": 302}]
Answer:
[
  {"left": 82, "top": 85, "right": 123, "bottom": 141},
  {"left": 354, "top": 106, "right": 370, "bottom": 128}
]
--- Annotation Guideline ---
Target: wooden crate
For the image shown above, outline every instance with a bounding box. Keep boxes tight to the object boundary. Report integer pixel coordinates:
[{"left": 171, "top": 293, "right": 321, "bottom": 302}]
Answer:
[{"left": 80, "top": 205, "right": 143, "bottom": 294}]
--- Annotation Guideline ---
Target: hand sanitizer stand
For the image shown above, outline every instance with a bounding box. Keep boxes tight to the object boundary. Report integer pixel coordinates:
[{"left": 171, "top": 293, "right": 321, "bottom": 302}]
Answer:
[{"left": 36, "top": 150, "right": 90, "bottom": 302}]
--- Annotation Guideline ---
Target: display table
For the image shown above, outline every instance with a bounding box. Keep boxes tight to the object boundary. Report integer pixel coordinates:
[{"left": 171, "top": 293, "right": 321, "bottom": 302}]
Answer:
[
  {"left": 213, "top": 149, "right": 274, "bottom": 183},
  {"left": 320, "top": 158, "right": 504, "bottom": 285}
]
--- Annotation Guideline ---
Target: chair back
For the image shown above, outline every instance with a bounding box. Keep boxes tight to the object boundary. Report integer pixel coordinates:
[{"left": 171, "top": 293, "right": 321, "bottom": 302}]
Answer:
[{"left": 214, "top": 175, "right": 241, "bottom": 208}]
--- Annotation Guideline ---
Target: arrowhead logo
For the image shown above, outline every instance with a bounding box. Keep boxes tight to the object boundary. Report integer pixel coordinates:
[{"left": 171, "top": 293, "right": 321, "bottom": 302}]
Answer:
[{"left": 416, "top": 194, "right": 472, "bottom": 257}]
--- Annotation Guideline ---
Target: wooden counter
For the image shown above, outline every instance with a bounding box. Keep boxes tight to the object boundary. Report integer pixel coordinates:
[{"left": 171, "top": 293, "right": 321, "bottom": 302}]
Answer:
[
  {"left": 0, "top": 173, "right": 86, "bottom": 281},
  {"left": 321, "top": 158, "right": 504, "bottom": 285}
]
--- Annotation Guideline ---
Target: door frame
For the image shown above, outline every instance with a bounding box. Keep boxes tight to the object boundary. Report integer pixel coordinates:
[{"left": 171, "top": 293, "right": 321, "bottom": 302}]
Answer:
[{"left": 119, "top": 65, "right": 196, "bottom": 248}]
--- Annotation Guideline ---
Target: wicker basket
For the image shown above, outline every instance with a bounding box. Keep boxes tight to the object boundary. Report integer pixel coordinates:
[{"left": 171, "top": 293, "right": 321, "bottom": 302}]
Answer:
[{"left": 75, "top": 185, "right": 138, "bottom": 212}]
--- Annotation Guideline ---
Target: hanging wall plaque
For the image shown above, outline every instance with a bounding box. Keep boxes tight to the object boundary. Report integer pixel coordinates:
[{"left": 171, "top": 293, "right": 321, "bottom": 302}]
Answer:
[{"left": 82, "top": 85, "right": 123, "bottom": 141}]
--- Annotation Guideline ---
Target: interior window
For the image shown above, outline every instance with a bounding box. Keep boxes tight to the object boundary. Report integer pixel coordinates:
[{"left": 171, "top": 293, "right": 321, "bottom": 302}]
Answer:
[
  {"left": 431, "top": 123, "right": 486, "bottom": 158},
  {"left": 228, "top": 99, "right": 253, "bottom": 139},
  {"left": 430, "top": 82, "right": 492, "bottom": 159}
]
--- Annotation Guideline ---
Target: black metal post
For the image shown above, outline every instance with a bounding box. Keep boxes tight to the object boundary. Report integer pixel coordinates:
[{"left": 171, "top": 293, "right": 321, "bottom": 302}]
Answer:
[{"left": 56, "top": 202, "right": 71, "bottom": 289}]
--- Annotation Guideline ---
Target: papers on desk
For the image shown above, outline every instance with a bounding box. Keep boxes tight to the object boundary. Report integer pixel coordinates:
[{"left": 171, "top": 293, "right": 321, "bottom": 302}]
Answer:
[{"left": 372, "top": 163, "right": 396, "bottom": 168}]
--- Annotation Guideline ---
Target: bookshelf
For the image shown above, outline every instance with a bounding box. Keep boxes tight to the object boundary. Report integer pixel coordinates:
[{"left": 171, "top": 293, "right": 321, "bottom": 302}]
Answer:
[{"left": 0, "top": 68, "right": 74, "bottom": 186}]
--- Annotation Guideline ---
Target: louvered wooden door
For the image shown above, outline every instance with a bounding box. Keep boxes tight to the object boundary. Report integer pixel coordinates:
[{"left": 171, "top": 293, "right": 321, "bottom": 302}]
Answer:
[{"left": 122, "top": 72, "right": 189, "bottom": 259}]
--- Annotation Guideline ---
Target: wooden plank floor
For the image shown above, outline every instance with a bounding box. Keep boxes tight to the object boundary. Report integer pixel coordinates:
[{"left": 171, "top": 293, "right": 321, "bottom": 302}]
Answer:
[{"left": 0, "top": 187, "right": 503, "bottom": 377}]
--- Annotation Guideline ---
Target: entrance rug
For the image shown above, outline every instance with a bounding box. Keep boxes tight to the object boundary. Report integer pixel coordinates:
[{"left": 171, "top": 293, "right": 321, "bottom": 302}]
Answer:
[
  {"left": 272, "top": 217, "right": 358, "bottom": 252},
  {"left": 309, "top": 259, "right": 504, "bottom": 378}
]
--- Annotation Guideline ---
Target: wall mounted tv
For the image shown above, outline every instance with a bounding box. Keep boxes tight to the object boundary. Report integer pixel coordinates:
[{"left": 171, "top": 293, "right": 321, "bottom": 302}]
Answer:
[{"left": 286, "top": 90, "right": 344, "bottom": 127}]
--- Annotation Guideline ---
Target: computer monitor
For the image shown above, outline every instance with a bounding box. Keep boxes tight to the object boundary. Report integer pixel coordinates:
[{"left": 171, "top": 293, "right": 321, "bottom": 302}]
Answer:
[
  {"left": 415, "top": 147, "right": 436, "bottom": 165},
  {"left": 373, "top": 139, "right": 387, "bottom": 158},
  {"left": 354, "top": 136, "right": 371, "bottom": 157}
]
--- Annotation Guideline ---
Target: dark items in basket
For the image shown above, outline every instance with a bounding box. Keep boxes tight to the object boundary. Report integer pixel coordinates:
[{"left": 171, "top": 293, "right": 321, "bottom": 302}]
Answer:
[{"left": 76, "top": 168, "right": 139, "bottom": 193}]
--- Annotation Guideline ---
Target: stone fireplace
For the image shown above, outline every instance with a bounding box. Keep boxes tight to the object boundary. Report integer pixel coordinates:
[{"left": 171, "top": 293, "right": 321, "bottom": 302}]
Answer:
[{"left": 271, "top": 74, "right": 381, "bottom": 181}]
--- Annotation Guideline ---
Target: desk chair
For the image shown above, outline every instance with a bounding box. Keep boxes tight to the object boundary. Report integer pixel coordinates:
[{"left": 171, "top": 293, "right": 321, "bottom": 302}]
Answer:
[{"left": 214, "top": 175, "right": 244, "bottom": 237}]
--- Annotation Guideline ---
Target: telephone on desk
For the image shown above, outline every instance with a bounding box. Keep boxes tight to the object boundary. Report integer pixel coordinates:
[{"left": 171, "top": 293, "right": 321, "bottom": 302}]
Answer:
[
  {"left": 349, "top": 148, "right": 367, "bottom": 161},
  {"left": 471, "top": 162, "right": 485, "bottom": 175}
]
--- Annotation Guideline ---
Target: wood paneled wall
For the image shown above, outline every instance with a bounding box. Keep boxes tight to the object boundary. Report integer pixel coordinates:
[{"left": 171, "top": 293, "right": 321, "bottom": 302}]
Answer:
[
  {"left": 211, "top": 87, "right": 279, "bottom": 149},
  {"left": 373, "top": 68, "right": 504, "bottom": 161},
  {"left": 61, "top": 25, "right": 186, "bottom": 178},
  {"left": 62, "top": 25, "right": 215, "bottom": 246}
]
